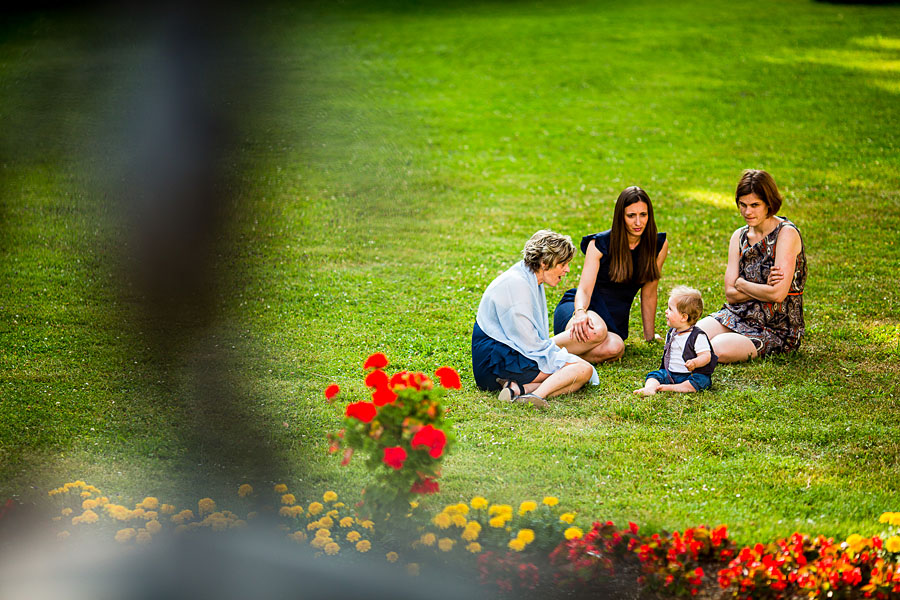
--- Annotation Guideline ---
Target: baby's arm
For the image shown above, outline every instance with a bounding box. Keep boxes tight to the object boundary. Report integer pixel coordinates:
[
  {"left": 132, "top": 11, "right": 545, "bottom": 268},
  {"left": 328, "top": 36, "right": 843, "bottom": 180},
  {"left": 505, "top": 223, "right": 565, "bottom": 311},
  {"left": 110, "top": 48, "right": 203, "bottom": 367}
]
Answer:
[{"left": 684, "top": 351, "right": 711, "bottom": 372}]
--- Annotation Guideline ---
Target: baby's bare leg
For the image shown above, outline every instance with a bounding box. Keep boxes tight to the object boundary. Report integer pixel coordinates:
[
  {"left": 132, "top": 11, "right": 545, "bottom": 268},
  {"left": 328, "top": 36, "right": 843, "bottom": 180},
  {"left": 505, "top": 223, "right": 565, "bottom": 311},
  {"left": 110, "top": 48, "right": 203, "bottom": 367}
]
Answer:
[
  {"left": 657, "top": 381, "right": 697, "bottom": 393},
  {"left": 634, "top": 378, "right": 662, "bottom": 396}
]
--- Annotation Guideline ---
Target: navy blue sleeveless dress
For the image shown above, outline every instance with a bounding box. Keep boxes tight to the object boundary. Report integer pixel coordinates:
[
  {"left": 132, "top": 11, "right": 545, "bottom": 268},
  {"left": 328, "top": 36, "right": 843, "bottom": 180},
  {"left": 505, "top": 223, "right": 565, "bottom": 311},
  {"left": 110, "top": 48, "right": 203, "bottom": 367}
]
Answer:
[{"left": 553, "top": 230, "right": 666, "bottom": 340}]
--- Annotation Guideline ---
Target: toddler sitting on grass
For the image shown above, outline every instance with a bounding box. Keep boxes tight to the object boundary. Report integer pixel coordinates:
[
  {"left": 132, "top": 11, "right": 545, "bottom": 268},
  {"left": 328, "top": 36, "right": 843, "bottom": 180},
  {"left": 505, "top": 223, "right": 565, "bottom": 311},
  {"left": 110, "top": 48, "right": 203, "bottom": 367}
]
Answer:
[{"left": 634, "top": 286, "right": 717, "bottom": 395}]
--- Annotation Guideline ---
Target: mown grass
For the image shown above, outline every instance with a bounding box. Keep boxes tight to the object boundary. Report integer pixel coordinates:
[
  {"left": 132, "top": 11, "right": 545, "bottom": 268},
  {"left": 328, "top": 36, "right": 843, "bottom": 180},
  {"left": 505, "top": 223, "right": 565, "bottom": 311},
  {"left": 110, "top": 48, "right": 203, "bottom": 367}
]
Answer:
[{"left": 1, "top": 0, "right": 898, "bottom": 543}]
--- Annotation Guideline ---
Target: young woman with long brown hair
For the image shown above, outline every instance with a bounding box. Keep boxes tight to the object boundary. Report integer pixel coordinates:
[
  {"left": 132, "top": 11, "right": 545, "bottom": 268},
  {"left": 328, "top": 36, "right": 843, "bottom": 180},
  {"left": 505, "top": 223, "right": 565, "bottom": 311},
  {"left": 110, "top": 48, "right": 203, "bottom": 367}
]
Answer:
[{"left": 552, "top": 186, "right": 669, "bottom": 363}]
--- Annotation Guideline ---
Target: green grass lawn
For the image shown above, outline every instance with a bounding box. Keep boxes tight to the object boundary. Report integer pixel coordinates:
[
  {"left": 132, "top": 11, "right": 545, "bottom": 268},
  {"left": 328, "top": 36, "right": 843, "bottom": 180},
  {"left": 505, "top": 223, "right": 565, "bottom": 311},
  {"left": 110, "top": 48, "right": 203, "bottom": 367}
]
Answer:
[{"left": 1, "top": 0, "right": 899, "bottom": 544}]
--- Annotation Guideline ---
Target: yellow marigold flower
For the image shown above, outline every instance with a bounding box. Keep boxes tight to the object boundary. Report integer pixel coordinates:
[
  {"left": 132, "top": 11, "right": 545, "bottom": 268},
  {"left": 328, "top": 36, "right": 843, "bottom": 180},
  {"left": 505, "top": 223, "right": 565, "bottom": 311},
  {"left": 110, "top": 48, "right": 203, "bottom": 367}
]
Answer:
[
  {"left": 542, "top": 496, "right": 559, "bottom": 507},
  {"left": 274, "top": 484, "right": 288, "bottom": 493},
  {"left": 466, "top": 542, "right": 482, "bottom": 554},
  {"left": 106, "top": 505, "right": 132, "bottom": 521},
  {"left": 316, "top": 528, "right": 331, "bottom": 538},
  {"left": 451, "top": 514, "right": 467, "bottom": 527},
  {"left": 560, "top": 512, "right": 576, "bottom": 524},
  {"left": 310, "top": 536, "right": 328, "bottom": 549},
  {"left": 339, "top": 517, "right": 354, "bottom": 528},
  {"left": 517, "top": 529, "right": 535, "bottom": 544},
  {"left": 61, "top": 508, "right": 73, "bottom": 516},
  {"left": 290, "top": 506, "right": 305, "bottom": 517},
  {"left": 63, "top": 482, "right": 75, "bottom": 491},
  {"left": 432, "top": 513, "right": 452, "bottom": 529},
  {"left": 356, "top": 540, "right": 371, "bottom": 553},
  {"left": 307, "top": 521, "right": 319, "bottom": 531},
  {"left": 308, "top": 502, "right": 323, "bottom": 516},
  {"left": 461, "top": 527, "right": 479, "bottom": 542},
  {"left": 81, "top": 499, "right": 97, "bottom": 510},
  {"left": 489, "top": 504, "right": 513, "bottom": 516},
  {"left": 146, "top": 520, "right": 162, "bottom": 534},
  {"left": 454, "top": 503, "right": 469, "bottom": 515},
  {"left": 279, "top": 506, "right": 293, "bottom": 517},
  {"left": 144, "top": 511, "right": 158, "bottom": 521},
  {"left": 80, "top": 491, "right": 91, "bottom": 498},
  {"left": 885, "top": 536, "right": 900, "bottom": 553},
  {"left": 237, "top": 484, "right": 253, "bottom": 498},
  {"left": 846, "top": 534, "right": 863, "bottom": 547},
  {"left": 420, "top": 533, "right": 436, "bottom": 546},
  {"left": 71, "top": 515, "right": 83, "bottom": 525},
  {"left": 325, "top": 510, "right": 338, "bottom": 520},
  {"left": 471, "top": 496, "right": 488, "bottom": 510},
  {"left": 891, "top": 514, "right": 900, "bottom": 527},
  {"left": 281, "top": 493, "right": 296, "bottom": 506},
  {"left": 115, "top": 528, "right": 136, "bottom": 543},
  {"left": 878, "top": 512, "right": 893, "bottom": 524},
  {"left": 171, "top": 509, "right": 193, "bottom": 524},
  {"left": 139, "top": 497, "right": 159, "bottom": 510},
  {"left": 409, "top": 501, "right": 419, "bottom": 509},
  {"left": 467, "top": 521, "right": 482, "bottom": 533},
  {"left": 136, "top": 530, "right": 152, "bottom": 544},
  {"left": 197, "top": 498, "right": 216, "bottom": 515},
  {"left": 386, "top": 551, "right": 399, "bottom": 563},
  {"left": 406, "top": 563, "right": 419, "bottom": 576},
  {"left": 518, "top": 501, "right": 537, "bottom": 516},
  {"left": 79, "top": 509, "right": 99, "bottom": 524},
  {"left": 289, "top": 531, "right": 307, "bottom": 543},
  {"left": 132, "top": 508, "right": 146, "bottom": 519},
  {"left": 98, "top": 497, "right": 109, "bottom": 506},
  {"left": 74, "top": 480, "right": 86, "bottom": 487},
  {"left": 565, "top": 527, "right": 584, "bottom": 540},
  {"left": 438, "top": 537, "right": 455, "bottom": 552},
  {"left": 323, "top": 491, "right": 338, "bottom": 503},
  {"left": 57, "top": 531, "right": 70, "bottom": 540},
  {"left": 347, "top": 531, "right": 361, "bottom": 542},
  {"left": 360, "top": 519, "right": 374, "bottom": 530},
  {"left": 508, "top": 538, "right": 526, "bottom": 552},
  {"left": 319, "top": 516, "right": 334, "bottom": 528},
  {"left": 489, "top": 515, "right": 508, "bottom": 528}
]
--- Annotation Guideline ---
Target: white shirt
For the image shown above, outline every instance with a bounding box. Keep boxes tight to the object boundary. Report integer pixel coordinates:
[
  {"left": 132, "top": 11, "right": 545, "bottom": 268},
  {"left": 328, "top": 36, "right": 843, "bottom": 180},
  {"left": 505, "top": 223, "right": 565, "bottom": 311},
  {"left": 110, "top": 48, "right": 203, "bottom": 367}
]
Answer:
[
  {"left": 476, "top": 261, "right": 599, "bottom": 385},
  {"left": 667, "top": 328, "right": 711, "bottom": 373}
]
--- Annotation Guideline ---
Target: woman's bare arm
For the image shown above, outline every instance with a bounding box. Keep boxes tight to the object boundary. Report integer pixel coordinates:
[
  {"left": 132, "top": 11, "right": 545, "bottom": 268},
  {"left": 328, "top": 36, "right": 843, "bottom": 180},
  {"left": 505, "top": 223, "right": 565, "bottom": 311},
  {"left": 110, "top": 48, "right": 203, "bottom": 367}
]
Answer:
[
  {"left": 639, "top": 238, "right": 669, "bottom": 341},
  {"left": 735, "top": 226, "right": 801, "bottom": 303}
]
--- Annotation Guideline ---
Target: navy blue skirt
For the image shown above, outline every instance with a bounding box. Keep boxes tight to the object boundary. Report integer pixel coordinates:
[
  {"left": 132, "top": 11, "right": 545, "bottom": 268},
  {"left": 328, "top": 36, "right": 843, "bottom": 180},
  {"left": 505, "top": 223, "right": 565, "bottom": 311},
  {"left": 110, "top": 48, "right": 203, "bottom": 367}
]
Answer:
[{"left": 471, "top": 322, "right": 541, "bottom": 392}]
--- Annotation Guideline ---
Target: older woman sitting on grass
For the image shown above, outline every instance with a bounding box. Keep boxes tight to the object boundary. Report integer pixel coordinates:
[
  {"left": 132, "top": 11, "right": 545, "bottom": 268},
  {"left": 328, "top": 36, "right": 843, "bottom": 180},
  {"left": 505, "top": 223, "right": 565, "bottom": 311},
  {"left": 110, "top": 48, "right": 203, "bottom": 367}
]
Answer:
[{"left": 471, "top": 230, "right": 598, "bottom": 409}]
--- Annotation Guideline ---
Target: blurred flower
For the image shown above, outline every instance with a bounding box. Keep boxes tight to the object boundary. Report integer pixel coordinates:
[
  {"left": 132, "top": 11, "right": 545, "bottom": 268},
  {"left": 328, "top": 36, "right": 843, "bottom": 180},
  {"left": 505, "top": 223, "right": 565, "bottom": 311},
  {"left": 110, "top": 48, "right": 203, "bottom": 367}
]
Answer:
[
  {"left": 279, "top": 507, "right": 292, "bottom": 517},
  {"left": 324, "top": 384, "right": 340, "bottom": 400},
  {"left": 508, "top": 539, "right": 526, "bottom": 552},
  {"left": 61, "top": 508, "right": 73, "bottom": 517},
  {"left": 407, "top": 563, "right": 420, "bottom": 576},
  {"left": 489, "top": 504, "right": 513, "bottom": 516},
  {"left": 319, "top": 516, "right": 334, "bottom": 528},
  {"left": 356, "top": 540, "right": 371, "bottom": 553},
  {"left": 82, "top": 499, "right": 98, "bottom": 510},
  {"left": 433, "top": 513, "right": 452, "bottom": 529},
  {"left": 323, "top": 491, "right": 338, "bottom": 502},
  {"left": 410, "top": 476, "right": 439, "bottom": 495},
  {"left": 198, "top": 498, "right": 216, "bottom": 515},
  {"left": 886, "top": 536, "right": 900, "bottom": 553},
  {"left": 421, "top": 533, "right": 436, "bottom": 546},
  {"left": 560, "top": 512, "right": 576, "bottom": 524},
  {"left": 115, "top": 528, "right": 136, "bottom": 543},
  {"left": 542, "top": 496, "right": 559, "bottom": 507},
  {"left": 466, "top": 542, "right": 482, "bottom": 554},
  {"left": 471, "top": 497, "right": 488, "bottom": 510},
  {"left": 360, "top": 519, "right": 374, "bottom": 530},
  {"left": 564, "top": 527, "right": 584, "bottom": 540},
  {"left": 364, "top": 353, "right": 388, "bottom": 369},
  {"left": 439, "top": 538, "right": 455, "bottom": 552},
  {"left": 372, "top": 386, "right": 398, "bottom": 406},
  {"left": 281, "top": 494, "right": 296, "bottom": 506},
  {"left": 411, "top": 425, "right": 447, "bottom": 458},
  {"left": 434, "top": 367, "right": 461, "bottom": 389},
  {"left": 238, "top": 484, "right": 253, "bottom": 498},
  {"left": 346, "top": 402, "right": 377, "bottom": 423},
  {"left": 365, "top": 370, "right": 389, "bottom": 389},
  {"left": 316, "top": 528, "right": 331, "bottom": 538},
  {"left": 347, "top": 531, "right": 361, "bottom": 542},
  {"left": 489, "top": 516, "right": 508, "bottom": 528},
  {"left": 308, "top": 502, "right": 324, "bottom": 516},
  {"left": 517, "top": 529, "right": 535, "bottom": 544},
  {"left": 291, "top": 506, "right": 305, "bottom": 517},
  {"left": 340, "top": 517, "right": 353, "bottom": 528},
  {"left": 274, "top": 484, "right": 288, "bottom": 493},
  {"left": 160, "top": 504, "right": 175, "bottom": 515},
  {"left": 518, "top": 501, "right": 537, "bottom": 516},
  {"left": 452, "top": 514, "right": 467, "bottom": 527},
  {"left": 146, "top": 520, "right": 162, "bottom": 534},
  {"left": 136, "top": 530, "right": 152, "bottom": 544},
  {"left": 386, "top": 551, "right": 399, "bottom": 563},
  {"left": 138, "top": 497, "right": 159, "bottom": 510},
  {"left": 289, "top": 531, "right": 307, "bottom": 543},
  {"left": 383, "top": 446, "right": 407, "bottom": 470}
]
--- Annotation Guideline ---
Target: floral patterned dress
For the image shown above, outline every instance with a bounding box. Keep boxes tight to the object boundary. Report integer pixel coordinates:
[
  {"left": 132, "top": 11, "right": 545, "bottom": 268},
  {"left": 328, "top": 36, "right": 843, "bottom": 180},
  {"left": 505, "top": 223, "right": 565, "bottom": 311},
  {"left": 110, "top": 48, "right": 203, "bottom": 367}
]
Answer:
[{"left": 710, "top": 218, "right": 806, "bottom": 356}]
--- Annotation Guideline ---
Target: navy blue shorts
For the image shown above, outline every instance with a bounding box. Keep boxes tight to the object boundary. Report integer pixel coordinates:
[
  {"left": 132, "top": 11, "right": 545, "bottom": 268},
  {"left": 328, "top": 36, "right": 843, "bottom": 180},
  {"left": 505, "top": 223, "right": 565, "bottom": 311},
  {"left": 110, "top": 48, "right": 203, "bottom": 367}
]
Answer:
[
  {"left": 645, "top": 368, "right": 711, "bottom": 391},
  {"left": 471, "top": 322, "right": 541, "bottom": 392}
]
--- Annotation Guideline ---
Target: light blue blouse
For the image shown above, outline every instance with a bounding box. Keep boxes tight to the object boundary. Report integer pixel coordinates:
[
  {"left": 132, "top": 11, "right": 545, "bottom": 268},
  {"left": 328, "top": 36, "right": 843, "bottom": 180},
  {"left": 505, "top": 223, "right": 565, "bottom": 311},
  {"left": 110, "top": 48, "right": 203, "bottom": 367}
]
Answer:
[{"left": 476, "top": 261, "right": 599, "bottom": 385}]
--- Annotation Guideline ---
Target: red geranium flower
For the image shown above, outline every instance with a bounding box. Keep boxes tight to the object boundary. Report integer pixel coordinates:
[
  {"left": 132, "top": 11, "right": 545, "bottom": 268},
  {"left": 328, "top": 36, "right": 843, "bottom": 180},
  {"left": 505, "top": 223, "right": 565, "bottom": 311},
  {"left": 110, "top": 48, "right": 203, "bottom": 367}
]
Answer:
[
  {"left": 372, "top": 386, "right": 397, "bottom": 406},
  {"left": 364, "top": 369, "right": 388, "bottom": 389},
  {"left": 410, "top": 476, "right": 439, "bottom": 495},
  {"left": 346, "top": 401, "right": 376, "bottom": 423},
  {"left": 383, "top": 446, "right": 407, "bottom": 470},
  {"left": 363, "top": 352, "right": 388, "bottom": 370},
  {"left": 389, "top": 371, "right": 410, "bottom": 388},
  {"left": 411, "top": 424, "right": 447, "bottom": 458},
  {"left": 434, "top": 366, "right": 461, "bottom": 389},
  {"left": 324, "top": 384, "right": 340, "bottom": 400}
]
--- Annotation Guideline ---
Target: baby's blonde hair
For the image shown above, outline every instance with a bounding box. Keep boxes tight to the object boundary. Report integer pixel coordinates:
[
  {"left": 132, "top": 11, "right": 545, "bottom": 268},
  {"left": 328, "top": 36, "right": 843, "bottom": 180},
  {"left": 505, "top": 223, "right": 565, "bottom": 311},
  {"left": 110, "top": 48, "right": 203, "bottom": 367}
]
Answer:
[{"left": 669, "top": 285, "right": 704, "bottom": 325}]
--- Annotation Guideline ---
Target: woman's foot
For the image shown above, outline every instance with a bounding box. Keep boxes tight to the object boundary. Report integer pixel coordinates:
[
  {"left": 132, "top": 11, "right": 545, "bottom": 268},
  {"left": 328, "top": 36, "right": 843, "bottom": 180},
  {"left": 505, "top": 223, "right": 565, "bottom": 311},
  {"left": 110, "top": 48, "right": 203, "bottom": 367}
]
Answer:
[
  {"left": 497, "top": 380, "right": 522, "bottom": 403},
  {"left": 515, "top": 393, "right": 549, "bottom": 409}
]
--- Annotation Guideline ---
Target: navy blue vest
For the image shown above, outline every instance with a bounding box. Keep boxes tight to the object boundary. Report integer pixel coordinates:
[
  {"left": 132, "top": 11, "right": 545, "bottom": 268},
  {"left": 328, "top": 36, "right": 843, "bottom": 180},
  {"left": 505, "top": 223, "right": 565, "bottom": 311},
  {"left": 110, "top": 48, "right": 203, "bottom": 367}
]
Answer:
[{"left": 661, "top": 326, "right": 717, "bottom": 376}]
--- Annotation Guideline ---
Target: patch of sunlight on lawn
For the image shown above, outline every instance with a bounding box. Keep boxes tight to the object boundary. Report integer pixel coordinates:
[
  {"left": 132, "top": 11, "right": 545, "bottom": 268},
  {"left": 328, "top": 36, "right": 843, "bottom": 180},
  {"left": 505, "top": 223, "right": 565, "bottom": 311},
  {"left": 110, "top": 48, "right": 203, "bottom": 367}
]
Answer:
[
  {"left": 680, "top": 189, "right": 733, "bottom": 210},
  {"left": 852, "top": 36, "right": 900, "bottom": 51}
]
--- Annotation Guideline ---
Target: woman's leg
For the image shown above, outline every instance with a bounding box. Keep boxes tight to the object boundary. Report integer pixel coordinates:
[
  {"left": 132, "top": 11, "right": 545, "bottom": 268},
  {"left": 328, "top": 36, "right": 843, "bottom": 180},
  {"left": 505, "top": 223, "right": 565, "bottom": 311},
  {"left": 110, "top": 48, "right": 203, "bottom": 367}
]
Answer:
[
  {"left": 553, "top": 311, "right": 624, "bottom": 364},
  {"left": 531, "top": 361, "right": 594, "bottom": 399},
  {"left": 696, "top": 316, "right": 758, "bottom": 363}
]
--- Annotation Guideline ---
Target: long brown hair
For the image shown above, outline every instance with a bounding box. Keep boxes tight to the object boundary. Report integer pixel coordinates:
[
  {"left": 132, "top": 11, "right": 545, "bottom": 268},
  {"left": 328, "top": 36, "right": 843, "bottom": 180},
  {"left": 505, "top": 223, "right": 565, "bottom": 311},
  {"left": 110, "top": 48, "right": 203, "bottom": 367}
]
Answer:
[{"left": 608, "top": 186, "right": 660, "bottom": 284}]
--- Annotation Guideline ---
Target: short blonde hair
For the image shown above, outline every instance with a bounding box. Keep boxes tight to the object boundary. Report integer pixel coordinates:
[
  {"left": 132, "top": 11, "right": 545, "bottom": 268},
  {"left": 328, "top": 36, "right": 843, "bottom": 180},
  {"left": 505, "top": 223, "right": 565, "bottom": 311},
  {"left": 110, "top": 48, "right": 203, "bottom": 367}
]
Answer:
[
  {"left": 522, "top": 230, "right": 575, "bottom": 272},
  {"left": 669, "top": 285, "right": 703, "bottom": 325}
]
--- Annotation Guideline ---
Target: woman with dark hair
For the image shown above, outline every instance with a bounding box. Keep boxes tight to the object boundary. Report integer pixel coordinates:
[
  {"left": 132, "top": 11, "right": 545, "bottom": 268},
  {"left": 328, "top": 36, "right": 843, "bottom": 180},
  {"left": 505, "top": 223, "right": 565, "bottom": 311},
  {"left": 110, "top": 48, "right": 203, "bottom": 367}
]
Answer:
[
  {"left": 473, "top": 230, "right": 598, "bottom": 408},
  {"left": 697, "top": 169, "right": 806, "bottom": 362},
  {"left": 552, "top": 186, "right": 669, "bottom": 362}
]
